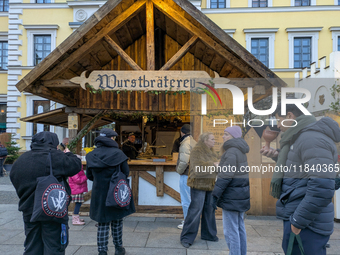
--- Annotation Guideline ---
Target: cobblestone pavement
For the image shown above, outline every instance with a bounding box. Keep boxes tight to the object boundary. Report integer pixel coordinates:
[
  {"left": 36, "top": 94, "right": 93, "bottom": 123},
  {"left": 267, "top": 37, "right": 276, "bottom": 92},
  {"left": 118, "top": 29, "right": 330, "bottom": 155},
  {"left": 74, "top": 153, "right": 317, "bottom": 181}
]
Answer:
[{"left": 1, "top": 175, "right": 339, "bottom": 255}]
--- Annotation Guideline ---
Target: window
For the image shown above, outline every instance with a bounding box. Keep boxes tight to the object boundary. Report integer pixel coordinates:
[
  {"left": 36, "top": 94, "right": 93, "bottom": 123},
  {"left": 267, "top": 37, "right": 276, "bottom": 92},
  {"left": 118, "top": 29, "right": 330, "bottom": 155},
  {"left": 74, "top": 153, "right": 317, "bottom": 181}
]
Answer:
[
  {"left": 295, "top": 0, "right": 310, "bottom": 6},
  {"left": 251, "top": 38, "right": 269, "bottom": 67},
  {"left": 36, "top": 0, "right": 51, "bottom": 3},
  {"left": 244, "top": 28, "right": 278, "bottom": 68},
  {"left": 294, "top": 37, "right": 311, "bottom": 68},
  {"left": 210, "top": 0, "right": 226, "bottom": 8},
  {"left": 0, "top": 41, "right": 8, "bottom": 70},
  {"left": 33, "top": 35, "right": 51, "bottom": 66},
  {"left": 252, "top": 0, "right": 267, "bottom": 7},
  {"left": 338, "top": 36, "right": 340, "bottom": 51},
  {"left": 0, "top": 103, "right": 6, "bottom": 133},
  {"left": 0, "top": 0, "right": 8, "bottom": 12},
  {"left": 33, "top": 100, "right": 50, "bottom": 135},
  {"left": 287, "top": 27, "right": 321, "bottom": 69},
  {"left": 338, "top": 0, "right": 340, "bottom": 5}
]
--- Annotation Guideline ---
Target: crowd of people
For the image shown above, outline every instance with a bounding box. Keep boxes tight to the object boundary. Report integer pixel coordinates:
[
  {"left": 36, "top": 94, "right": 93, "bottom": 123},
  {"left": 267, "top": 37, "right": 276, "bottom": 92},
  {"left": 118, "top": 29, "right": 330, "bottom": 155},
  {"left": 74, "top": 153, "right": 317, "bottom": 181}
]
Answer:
[{"left": 8, "top": 103, "right": 340, "bottom": 255}]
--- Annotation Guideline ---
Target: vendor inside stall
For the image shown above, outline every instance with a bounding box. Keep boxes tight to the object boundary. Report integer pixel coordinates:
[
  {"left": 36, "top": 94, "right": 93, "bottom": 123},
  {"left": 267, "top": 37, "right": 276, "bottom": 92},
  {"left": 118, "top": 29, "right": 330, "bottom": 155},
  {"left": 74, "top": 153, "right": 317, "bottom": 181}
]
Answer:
[{"left": 122, "top": 133, "right": 139, "bottom": 159}]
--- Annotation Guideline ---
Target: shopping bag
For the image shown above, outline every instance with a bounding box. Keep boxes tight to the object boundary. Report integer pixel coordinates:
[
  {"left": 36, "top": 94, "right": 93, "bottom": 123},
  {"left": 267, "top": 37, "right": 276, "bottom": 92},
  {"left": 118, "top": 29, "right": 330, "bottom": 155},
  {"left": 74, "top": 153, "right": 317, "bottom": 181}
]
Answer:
[
  {"left": 106, "top": 168, "right": 132, "bottom": 209},
  {"left": 30, "top": 153, "right": 70, "bottom": 223},
  {"left": 286, "top": 232, "right": 305, "bottom": 255}
]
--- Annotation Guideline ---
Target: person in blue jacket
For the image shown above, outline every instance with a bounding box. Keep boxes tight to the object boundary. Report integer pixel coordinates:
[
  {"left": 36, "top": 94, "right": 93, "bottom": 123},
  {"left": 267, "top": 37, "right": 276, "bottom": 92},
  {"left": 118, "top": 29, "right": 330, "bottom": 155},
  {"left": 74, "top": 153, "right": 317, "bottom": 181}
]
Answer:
[{"left": 261, "top": 104, "right": 340, "bottom": 255}]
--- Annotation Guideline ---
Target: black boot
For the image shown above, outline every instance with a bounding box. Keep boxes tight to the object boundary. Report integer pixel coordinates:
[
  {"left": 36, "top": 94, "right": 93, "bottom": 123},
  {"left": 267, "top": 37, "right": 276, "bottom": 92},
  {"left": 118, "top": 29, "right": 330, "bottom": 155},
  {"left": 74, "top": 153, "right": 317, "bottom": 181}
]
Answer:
[
  {"left": 98, "top": 252, "right": 107, "bottom": 255},
  {"left": 115, "top": 246, "right": 125, "bottom": 255}
]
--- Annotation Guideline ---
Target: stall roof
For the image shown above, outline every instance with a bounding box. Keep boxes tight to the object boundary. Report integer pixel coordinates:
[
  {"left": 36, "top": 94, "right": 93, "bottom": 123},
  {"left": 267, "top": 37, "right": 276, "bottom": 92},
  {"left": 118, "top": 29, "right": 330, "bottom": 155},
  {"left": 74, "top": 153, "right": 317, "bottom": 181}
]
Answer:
[
  {"left": 20, "top": 107, "right": 116, "bottom": 128},
  {"left": 16, "top": 0, "right": 285, "bottom": 109}
]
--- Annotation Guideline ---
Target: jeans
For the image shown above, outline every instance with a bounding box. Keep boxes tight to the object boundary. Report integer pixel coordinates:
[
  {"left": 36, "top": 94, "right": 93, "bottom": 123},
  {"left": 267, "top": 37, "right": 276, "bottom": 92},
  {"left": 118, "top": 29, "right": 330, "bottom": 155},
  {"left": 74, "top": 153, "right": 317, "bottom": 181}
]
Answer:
[
  {"left": 73, "top": 202, "right": 82, "bottom": 215},
  {"left": 282, "top": 220, "right": 329, "bottom": 255},
  {"left": 179, "top": 175, "right": 191, "bottom": 219},
  {"left": 222, "top": 210, "right": 247, "bottom": 255},
  {"left": 180, "top": 188, "right": 217, "bottom": 244}
]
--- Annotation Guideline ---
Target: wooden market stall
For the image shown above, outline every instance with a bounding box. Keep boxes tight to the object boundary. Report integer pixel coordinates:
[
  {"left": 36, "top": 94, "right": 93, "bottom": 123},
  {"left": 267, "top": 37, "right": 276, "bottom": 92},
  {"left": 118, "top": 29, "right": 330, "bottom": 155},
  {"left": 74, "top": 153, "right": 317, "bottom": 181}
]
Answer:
[{"left": 16, "top": 0, "right": 285, "bottom": 215}]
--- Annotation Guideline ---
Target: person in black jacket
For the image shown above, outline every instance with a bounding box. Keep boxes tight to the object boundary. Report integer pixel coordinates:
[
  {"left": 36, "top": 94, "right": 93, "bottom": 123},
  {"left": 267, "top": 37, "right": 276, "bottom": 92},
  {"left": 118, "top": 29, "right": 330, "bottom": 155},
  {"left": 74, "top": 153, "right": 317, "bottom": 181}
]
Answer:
[
  {"left": 261, "top": 104, "right": 340, "bottom": 255},
  {"left": 211, "top": 126, "right": 250, "bottom": 255},
  {"left": 10, "top": 131, "right": 81, "bottom": 255},
  {"left": 121, "top": 133, "right": 139, "bottom": 159},
  {"left": 86, "top": 128, "right": 135, "bottom": 255}
]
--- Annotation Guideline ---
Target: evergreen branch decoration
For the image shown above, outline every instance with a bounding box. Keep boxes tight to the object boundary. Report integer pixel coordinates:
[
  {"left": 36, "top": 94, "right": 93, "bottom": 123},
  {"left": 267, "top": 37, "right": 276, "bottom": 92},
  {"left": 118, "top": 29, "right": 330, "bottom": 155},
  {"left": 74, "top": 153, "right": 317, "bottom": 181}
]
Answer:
[{"left": 68, "top": 110, "right": 106, "bottom": 153}]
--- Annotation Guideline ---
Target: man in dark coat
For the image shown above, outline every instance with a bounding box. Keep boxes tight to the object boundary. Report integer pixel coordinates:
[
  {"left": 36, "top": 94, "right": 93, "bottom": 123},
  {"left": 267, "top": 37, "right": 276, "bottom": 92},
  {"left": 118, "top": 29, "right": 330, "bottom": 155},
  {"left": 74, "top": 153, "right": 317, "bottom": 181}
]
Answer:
[
  {"left": 10, "top": 131, "right": 81, "bottom": 255},
  {"left": 261, "top": 104, "right": 340, "bottom": 255},
  {"left": 86, "top": 128, "right": 135, "bottom": 255},
  {"left": 121, "top": 133, "right": 139, "bottom": 159}
]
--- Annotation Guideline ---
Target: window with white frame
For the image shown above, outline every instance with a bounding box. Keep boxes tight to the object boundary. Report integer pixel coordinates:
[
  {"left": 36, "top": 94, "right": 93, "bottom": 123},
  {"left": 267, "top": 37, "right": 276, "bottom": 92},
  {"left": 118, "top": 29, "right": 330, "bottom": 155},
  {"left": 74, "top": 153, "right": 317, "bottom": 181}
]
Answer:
[
  {"left": 251, "top": 38, "right": 269, "bottom": 67},
  {"left": 244, "top": 29, "right": 278, "bottom": 68},
  {"left": 0, "top": 0, "right": 8, "bottom": 12},
  {"left": 295, "top": 0, "right": 310, "bottom": 5},
  {"left": 293, "top": 37, "right": 311, "bottom": 68},
  {"left": 33, "top": 35, "right": 51, "bottom": 66},
  {"left": 252, "top": 0, "right": 267, "bottom": 7},
  {"left": 330, "top": 27, "right": 340, "bottom": 52},
  {"left": 25, "top": 25, "right": 58, "bottom": 66},
  {"left": 287, "top": 28, "right": 321, "bottom": 69},
  {"left": 33, "top": 100, "right": 50, "bottom": 135},
  {"left": 210, "top": 0, "right": 226, "bottom": 8},
  {"left": 0, "top": 41, "right": 8, "bottom": 70}
]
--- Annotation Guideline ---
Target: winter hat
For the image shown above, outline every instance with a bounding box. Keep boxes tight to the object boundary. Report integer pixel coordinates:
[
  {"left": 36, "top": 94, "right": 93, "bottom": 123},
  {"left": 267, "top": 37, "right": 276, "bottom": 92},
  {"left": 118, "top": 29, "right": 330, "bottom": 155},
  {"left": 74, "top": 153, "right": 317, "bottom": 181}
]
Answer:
[
  {"left": 31, "top": 131, "right": 59, "bottom": 148},
  {"left": 99, "top": 128, "right": 118, "bottom": 138},
  {"left": 180, "top": 124, "right": 191, "bottom": 134},
  {"left": 224, "top": 126, "right": 242, "bottom": 138}
]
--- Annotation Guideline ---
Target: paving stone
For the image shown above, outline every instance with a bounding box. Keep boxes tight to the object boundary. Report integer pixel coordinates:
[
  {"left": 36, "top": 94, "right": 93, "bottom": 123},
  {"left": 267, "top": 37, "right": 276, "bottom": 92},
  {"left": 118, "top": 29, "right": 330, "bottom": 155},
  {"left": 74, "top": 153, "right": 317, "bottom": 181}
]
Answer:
[
  {"left": 1, "top": 219, "right": 26, "bottom": 230},
  {"left": 80, "top": 220, "right": 98, "bottom": 232},
  {"left": 66, "top": 245, "right": 81, "bottom": 255},
  {"left": 125, "top": 216, "right": 156, "bottom": 222},
  {"left": 187, "top": 249, "right": 228, "bottom": 255},
  {"left": 122, "top": 232, "right": 149, "bottom": 247},
  {"left": 205, "top": 234, "right": 228, "bottom": 250},
  {"left": 124, "top": 247, "right": 186, "bottom": 255},
  {"left": 3, "top": 231, "right": 25, "bottom": 245},
  {"left": 123, "top": 220, "right": 138, "bottom": 232},
  {"left": 329, "top": 228, "right": 340, "bottom": 240},
  {"left": 68, "top": 231, "right": 97, "bottom": 246},
  {"left": 146, "top": 232, "right": 208, "bottom": 249},
  {"left": 0, "top": 244, "right": 25, "bottom": 255},
  {"left": 247, "top": 237, "right": 282, "bottom": 253},
  {"left": 68, "top": 217, "right": 91, "bottom": 231},
  {"left": 252, "top": 225, "right": 283, "bottom": 238},
  {"left": 0, "top": 230, "right": 24, "bottom": 244},
  {"left": 245, "top": 216, "right": 282, "bottom": 227},
  {"left": 155, "top": 217, "right": 184, "bottom": 223},
  {"left": 135, "top": 221, "right": 182, "bottom": 233}
]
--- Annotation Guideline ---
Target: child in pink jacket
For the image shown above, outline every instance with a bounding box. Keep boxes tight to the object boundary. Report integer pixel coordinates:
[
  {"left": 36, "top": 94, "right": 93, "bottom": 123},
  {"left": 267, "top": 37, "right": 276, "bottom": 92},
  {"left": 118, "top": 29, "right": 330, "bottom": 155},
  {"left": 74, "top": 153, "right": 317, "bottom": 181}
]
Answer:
[{"left": 69, "top": 165, "right": 88, "bottom": 225}]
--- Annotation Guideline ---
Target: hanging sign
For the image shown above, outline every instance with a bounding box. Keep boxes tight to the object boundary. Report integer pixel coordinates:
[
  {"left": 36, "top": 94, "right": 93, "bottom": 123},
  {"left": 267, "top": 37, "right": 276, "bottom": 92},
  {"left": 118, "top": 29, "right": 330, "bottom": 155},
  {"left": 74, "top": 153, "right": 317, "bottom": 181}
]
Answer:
[{"left": 70, "top": 70, "right": 230, "bottom": 91}]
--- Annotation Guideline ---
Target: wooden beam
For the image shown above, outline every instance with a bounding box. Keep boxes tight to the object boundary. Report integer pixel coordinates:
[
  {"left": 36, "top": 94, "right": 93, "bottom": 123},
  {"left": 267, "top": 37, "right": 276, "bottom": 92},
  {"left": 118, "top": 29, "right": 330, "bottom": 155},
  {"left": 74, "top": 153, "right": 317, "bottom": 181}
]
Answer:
[
  {"left": 146, "top": 0, "right": 155, "bottom": 70},
  {"left": 139, "top": 171, "right": 180, "bottom": 202},
  {"left": 42, "top": 79, "right": 80, "bottom": 88},
  {"left": 104, "top": 35, "right": 142, "bottom": 70},
  {"left": 132, "top": 171, "right": 139, "bottom": 207},
  {"left": 156, "top": 166, "right": 164, "bottom": 196},
  {"left": 152, "top": 0, "right": 260, "bottom": 79},
  {"left": 42, "top": 0, "right": 146, "bottom": 81},
  {"left": 31, "top": 86, "right": 77, "bottom": 106},
  {"left": 160, "top": 35, "right": 198, "bottom": 70}
]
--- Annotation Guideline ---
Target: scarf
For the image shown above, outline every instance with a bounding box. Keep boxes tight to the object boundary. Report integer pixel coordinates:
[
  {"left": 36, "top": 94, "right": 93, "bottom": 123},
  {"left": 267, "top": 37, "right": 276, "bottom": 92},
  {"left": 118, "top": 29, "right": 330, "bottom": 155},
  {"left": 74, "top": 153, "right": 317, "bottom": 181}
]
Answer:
[{"left": 270, "top": 115, "right": 316, "bottom": 199}]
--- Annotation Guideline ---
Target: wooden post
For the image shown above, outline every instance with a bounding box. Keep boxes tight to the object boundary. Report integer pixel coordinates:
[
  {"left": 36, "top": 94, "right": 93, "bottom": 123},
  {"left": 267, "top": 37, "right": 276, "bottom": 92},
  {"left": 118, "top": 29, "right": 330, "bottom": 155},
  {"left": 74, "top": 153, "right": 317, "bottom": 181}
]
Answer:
[
  {"left": 156, "top": 165, "right": 164, "bottom": 196},
  {"left": 131, "top": 171, "right": 139, "bottom": 208},
  {"left": 68, "top": 113, "right": 80, "bottom": 152},
  {"left": 146, "top": 0, "right": 155, "bottom": 70}
]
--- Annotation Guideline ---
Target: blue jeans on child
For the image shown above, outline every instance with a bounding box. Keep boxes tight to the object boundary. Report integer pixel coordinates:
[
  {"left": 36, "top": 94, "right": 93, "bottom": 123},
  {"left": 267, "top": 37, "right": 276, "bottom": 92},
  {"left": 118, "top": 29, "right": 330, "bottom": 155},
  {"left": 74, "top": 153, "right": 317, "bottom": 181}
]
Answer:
[
  {"left": 179, "top": 175, "right": 191, "bottom": 219},
  {"left": 222, "top": 210, "right": 247, "bottom": 255}
]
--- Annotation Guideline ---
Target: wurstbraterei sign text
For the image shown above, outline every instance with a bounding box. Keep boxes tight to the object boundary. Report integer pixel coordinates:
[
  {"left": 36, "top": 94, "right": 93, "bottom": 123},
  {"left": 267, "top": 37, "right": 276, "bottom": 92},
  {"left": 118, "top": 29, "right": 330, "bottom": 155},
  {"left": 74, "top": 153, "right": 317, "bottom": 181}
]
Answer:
[{"left": 70, "top": 70, "right": 230, "bottom": 91}]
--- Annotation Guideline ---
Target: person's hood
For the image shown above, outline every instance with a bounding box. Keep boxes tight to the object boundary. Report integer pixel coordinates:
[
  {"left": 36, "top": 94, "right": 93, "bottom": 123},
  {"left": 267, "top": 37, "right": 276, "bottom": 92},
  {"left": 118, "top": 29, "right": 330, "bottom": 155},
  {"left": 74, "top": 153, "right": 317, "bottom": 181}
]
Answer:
[
  {"left": 294, "top": 117, "right": 340, "bottom": 143},
  {"left": 30, "top": 131, "right": 59, "bottom": 150},
  {"left": 223, "top": 138, "right": 249, "bottom": 154},
  {"left": 86, "top": 136, "right": 128, "bottom": 170}
]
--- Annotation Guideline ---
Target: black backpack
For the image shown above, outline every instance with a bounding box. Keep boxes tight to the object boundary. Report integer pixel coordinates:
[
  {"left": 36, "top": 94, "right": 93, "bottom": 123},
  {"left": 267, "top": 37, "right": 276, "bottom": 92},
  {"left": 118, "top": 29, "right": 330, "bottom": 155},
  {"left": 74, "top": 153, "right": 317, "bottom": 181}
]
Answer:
[{"left": 0, "top": 147, "right": 8, "bottom": 157}]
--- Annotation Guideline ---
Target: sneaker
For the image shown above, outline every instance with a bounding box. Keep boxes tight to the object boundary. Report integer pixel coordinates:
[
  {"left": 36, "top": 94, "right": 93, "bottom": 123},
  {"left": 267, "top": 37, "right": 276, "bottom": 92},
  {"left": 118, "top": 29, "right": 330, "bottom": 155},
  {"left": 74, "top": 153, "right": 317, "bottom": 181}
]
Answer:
[{"left": 177, "top": 220, "right": 184, "bottom": 229}]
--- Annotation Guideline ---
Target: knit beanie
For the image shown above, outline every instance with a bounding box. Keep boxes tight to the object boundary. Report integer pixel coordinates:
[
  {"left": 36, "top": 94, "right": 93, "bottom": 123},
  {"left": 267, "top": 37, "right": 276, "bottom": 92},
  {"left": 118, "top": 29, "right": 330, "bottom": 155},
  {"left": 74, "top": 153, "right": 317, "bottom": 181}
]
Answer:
[
  {"left": 180, "top": 124, "right": 191, "bottom": 134},
  {"left": 224, "top": 126, "right": 242, "bottom": 138},
  {"left": 99, "top": 128, "right": 118, "bottom": 138}
]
